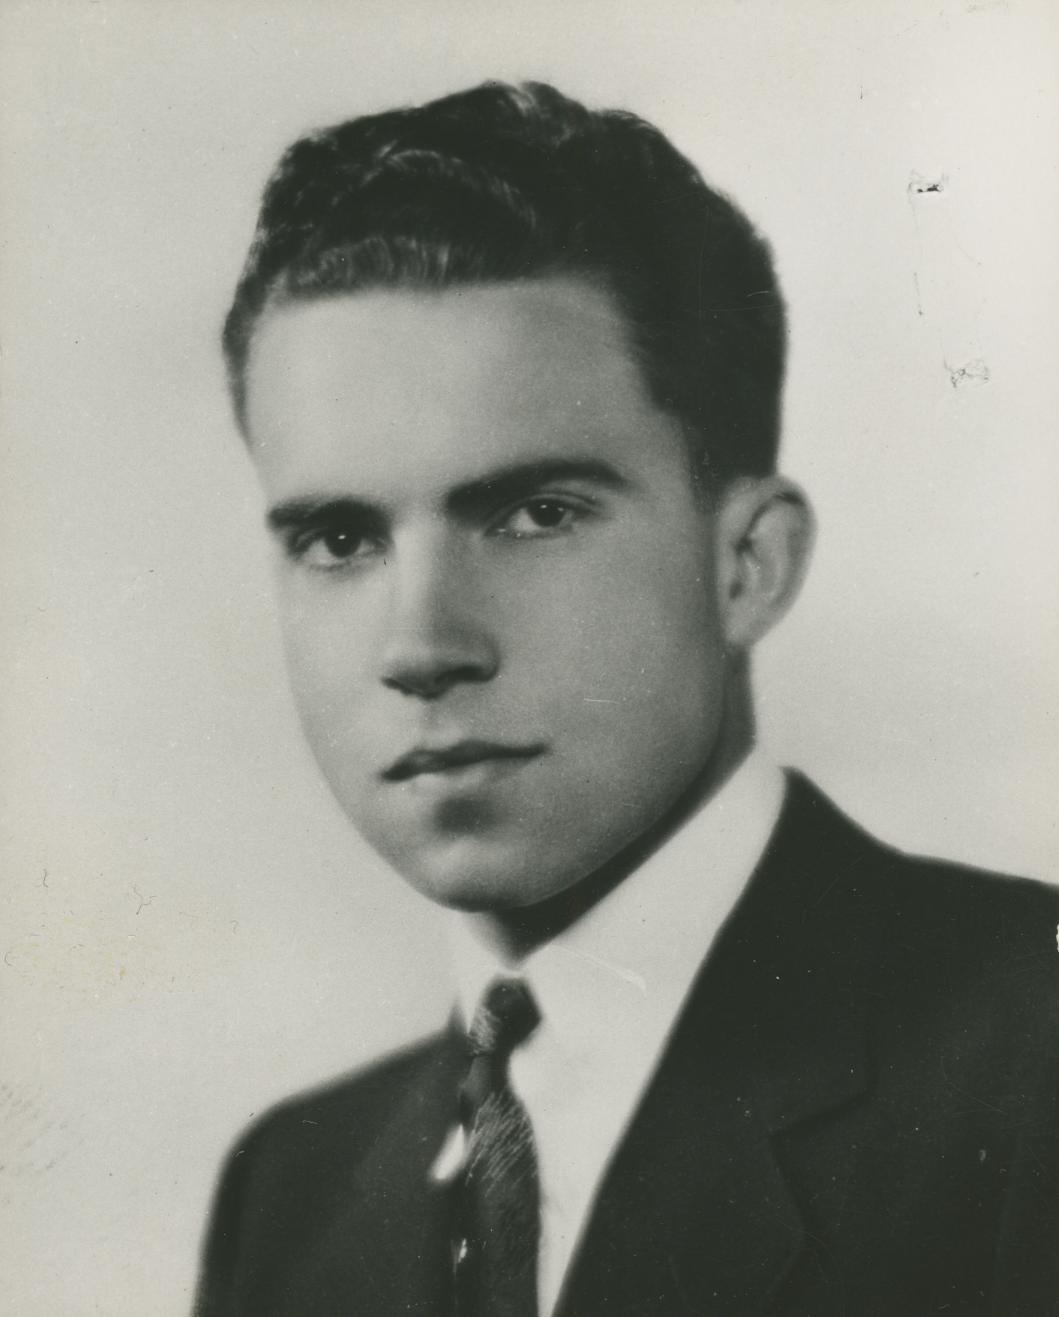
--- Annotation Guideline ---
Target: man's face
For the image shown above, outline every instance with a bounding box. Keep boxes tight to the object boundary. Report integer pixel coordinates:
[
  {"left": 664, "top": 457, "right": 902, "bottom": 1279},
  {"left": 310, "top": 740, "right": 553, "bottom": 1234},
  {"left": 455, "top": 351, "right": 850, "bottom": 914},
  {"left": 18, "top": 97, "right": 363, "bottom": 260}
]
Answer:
[{"left": 245, "top": 277, "right": 731, "bottom": 912}]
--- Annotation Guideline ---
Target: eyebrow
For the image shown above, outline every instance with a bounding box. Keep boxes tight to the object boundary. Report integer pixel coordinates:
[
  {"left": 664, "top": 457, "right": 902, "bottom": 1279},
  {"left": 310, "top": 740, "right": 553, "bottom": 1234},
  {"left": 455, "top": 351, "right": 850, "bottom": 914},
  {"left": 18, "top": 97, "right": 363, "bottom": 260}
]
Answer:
[
  {"left": 266, "top": 496, "right": 380, "bottom": 535},
  {"left": 266, "top": 458, "right": 632, "bottom": 533},
  {"left": 446, "top": 457, "right": 631, "bottom": 518}
]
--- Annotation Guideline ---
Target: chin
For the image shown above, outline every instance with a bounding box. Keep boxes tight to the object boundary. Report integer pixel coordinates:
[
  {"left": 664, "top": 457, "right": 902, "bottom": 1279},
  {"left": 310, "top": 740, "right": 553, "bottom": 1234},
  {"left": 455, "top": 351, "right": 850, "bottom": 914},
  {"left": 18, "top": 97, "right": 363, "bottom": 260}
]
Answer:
[
  {"left": 407, "top": 864, "right": 547, "bottom": 914},
  {"left": 386, "top": 839, "right": 573, "bottom": 915}
]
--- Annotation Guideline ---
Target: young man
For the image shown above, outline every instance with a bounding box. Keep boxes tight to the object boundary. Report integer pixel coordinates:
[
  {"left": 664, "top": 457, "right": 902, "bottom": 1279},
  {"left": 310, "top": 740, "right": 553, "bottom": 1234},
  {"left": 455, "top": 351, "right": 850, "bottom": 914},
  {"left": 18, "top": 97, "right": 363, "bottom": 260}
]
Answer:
[{"left": 196, "top": 83, "right": 1057, "bottom": 1316}]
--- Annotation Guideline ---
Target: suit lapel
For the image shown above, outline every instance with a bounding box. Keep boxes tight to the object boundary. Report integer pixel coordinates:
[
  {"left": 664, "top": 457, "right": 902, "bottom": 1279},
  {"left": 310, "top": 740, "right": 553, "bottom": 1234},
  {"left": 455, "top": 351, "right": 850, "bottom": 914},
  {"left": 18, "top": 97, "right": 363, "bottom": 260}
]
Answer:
[{"left": 556, "top": 776, "right": 877, "bottom": 1317}]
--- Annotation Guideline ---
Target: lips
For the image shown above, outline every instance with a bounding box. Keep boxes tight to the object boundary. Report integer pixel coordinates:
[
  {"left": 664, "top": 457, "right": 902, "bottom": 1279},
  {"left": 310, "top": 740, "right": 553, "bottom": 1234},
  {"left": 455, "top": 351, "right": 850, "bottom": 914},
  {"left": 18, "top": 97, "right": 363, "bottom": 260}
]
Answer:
[{"left": 382, "top": 740, "right": 545, "bottom": 782}]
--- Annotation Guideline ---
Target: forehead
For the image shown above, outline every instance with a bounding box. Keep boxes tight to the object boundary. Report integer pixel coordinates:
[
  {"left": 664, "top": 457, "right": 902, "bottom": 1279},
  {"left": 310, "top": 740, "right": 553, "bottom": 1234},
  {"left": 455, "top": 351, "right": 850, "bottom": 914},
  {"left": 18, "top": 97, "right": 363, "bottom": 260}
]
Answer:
[{"left": 243, "top": 277, "right": 682, "bottom": 499}]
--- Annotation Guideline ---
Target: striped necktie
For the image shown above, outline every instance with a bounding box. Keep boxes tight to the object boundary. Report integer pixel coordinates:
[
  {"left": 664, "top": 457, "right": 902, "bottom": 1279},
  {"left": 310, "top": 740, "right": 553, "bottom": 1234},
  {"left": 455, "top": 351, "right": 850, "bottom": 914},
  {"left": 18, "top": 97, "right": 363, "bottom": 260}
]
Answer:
[{"left": 453, "top": 977, "right": 542, "bottom": 1317}]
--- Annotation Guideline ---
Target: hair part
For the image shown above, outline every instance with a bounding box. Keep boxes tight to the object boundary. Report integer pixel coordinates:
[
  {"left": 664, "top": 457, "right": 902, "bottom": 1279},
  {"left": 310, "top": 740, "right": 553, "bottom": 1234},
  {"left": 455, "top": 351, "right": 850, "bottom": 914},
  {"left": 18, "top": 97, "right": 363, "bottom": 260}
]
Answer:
[{"left": 224, "top": 81, "right": 787, "bottom": 484}]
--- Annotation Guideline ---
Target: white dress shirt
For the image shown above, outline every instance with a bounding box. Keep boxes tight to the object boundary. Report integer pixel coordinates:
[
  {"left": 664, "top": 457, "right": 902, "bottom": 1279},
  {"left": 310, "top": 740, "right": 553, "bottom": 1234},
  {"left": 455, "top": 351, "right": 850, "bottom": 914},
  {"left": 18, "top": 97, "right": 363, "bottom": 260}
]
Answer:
[{"left": 440, "top": 748, "right": 785, "bottom": 1316}]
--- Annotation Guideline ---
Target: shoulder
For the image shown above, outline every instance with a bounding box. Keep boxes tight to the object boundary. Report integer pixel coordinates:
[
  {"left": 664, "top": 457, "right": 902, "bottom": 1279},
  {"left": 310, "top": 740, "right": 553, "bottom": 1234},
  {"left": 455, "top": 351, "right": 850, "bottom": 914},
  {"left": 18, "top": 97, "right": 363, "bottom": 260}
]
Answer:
[
  {"left": 195, "top": 1028, "right": 460, "bottom": 1313},
  {"left": 223, "top": 1028, "right": 455, "bottom": 1176},
  {"left": 195, "top": 1028, "right": 463, "bottom": 1314},
  {"left": 779, "top": 770, "right": 1058, "bottom": 1030},
  {"left": 781, "top": 769, "right": 1058, "bottom": 938},
  {"left": 201, "top": 1027, "right": 459, "bottom": 1244}
]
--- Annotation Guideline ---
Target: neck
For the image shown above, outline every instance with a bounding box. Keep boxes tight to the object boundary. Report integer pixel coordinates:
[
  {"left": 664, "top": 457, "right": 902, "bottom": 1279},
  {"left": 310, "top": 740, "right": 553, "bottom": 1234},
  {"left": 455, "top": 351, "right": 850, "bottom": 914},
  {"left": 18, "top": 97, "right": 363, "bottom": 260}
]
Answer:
[{"left": 471, "top": 675, "right": 755, "bottom": 963}]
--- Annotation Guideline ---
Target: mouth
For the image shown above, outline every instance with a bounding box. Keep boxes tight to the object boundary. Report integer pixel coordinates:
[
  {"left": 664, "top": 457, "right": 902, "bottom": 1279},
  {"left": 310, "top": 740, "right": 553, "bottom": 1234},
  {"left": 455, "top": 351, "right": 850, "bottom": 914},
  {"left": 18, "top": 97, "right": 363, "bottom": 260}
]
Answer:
[{"left": 382, "top": 740, "right": 546, "bottom": 783}]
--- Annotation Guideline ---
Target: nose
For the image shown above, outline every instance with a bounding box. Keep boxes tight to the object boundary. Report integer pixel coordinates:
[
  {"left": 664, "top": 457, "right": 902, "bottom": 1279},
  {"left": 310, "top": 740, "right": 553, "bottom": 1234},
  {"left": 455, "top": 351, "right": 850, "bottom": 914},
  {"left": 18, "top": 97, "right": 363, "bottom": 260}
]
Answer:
[{"left": 378, "top": 534, "right": 499, "bottom": 700}]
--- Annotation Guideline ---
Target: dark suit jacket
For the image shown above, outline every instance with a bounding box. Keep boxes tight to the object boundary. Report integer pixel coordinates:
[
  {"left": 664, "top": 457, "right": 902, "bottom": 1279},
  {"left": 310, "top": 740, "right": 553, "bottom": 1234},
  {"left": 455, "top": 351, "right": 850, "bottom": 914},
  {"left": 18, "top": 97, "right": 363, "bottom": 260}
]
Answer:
[{"left": 196, "top": 776, "right": 1058, "bottom": 1315}]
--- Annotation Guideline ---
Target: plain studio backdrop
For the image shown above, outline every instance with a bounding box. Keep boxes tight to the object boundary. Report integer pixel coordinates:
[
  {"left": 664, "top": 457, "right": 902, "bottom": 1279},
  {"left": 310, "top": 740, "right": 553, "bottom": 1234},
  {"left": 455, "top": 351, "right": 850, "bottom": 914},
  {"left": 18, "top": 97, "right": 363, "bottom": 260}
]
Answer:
[{"left": 1, "top": 1, "right": 1056, "bottom": 1312}]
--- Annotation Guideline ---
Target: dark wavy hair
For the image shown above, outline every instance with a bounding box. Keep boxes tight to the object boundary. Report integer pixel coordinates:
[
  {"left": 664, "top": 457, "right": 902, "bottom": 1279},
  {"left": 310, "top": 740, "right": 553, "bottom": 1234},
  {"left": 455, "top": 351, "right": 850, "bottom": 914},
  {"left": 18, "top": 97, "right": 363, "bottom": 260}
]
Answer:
[{"left": 224, "top": 81, "right": 786, "bottom": 483}]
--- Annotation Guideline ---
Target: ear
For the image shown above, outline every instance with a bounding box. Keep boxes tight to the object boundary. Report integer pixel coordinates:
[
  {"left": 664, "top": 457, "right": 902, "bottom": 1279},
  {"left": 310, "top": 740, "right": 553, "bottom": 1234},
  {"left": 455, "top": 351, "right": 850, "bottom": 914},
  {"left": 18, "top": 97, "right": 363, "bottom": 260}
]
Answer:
[{"left": 714, "top": 477, "right": 815, "bottom": 649}]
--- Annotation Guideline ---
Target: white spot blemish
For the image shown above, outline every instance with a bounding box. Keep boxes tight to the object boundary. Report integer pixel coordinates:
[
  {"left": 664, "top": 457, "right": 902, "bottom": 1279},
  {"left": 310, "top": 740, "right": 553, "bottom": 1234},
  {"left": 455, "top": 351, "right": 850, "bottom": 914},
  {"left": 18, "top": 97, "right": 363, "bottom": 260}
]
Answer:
[
  {"left": 429, "top": 1124, "right": 467, "bottom": 1183},
  {"left": 574, "top": 949, "right": 648, "bottom": 996}
]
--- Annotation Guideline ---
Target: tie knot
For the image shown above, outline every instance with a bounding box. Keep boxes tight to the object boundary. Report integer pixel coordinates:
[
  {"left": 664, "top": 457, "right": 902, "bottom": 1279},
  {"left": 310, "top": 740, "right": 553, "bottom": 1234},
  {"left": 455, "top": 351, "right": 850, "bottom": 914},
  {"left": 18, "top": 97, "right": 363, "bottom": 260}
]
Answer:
[{"left": 468, "top": 978, "right": 540, "bottom": 1059}]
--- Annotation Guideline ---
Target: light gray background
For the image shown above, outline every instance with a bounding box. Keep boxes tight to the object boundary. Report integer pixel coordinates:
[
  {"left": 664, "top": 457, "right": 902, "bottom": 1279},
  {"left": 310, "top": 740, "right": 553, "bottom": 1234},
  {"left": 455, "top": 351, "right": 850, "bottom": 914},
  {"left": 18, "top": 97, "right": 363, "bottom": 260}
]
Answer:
[{"left": 2, "top": 1, "right": 1056, "bottom": 1313}]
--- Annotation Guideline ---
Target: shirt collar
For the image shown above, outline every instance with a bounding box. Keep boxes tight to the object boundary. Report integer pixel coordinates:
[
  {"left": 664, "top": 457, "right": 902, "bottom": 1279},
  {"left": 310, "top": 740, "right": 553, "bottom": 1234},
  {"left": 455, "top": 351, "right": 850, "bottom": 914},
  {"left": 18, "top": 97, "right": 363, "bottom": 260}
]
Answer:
[{"left": 448, "top": 748, "right": 785, "bottom": 1068}]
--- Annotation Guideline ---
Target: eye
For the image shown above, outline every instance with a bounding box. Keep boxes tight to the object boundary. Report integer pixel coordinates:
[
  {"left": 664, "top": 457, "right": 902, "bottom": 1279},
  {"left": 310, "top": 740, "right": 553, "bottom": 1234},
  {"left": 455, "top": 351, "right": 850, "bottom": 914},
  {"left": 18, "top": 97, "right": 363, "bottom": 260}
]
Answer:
[
  {"left": 496, "top": 497, "right": 581, "bottom": 538},
  {"left": 291, "top": 524, "right": 379, "bottom": 571}
]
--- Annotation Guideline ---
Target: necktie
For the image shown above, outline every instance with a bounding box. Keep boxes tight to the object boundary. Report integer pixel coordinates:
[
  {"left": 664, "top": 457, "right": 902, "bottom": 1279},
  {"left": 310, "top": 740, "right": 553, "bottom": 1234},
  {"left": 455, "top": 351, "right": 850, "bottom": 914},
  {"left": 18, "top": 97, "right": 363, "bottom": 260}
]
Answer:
[{"left": 453, "top": 977, "right": 542, "bottom": 1317}]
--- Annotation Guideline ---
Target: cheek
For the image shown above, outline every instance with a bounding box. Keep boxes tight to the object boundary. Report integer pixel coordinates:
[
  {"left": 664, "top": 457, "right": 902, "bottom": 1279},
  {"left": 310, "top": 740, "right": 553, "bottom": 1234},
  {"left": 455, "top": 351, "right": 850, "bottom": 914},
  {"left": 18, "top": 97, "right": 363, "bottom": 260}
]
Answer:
[
  {"left": 566, "top": 539, "right": 720, "bottom": 668},
  {"left": 277, "top": 596, "right": 374, "bottom": 742},
  {"left": 520, "top": 546, "right": 725, "bottom": 731}
]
